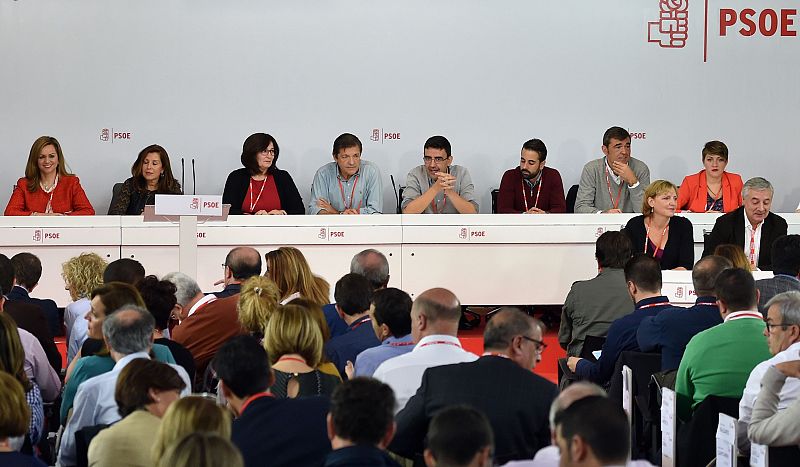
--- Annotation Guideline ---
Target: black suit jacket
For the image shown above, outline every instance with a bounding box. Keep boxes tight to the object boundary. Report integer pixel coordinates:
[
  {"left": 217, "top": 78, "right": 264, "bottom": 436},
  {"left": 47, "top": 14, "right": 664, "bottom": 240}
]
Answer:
[
  {"left": 624, "top": 215, "right": 695, "bottom": 269},
  {"left": 391, "top": 356, "right": 558, "bottom": 465},
  {"left": 7, "top": 285, "right": 61, "bottom": 337},
  {"left": 222, "top": 167, "right": 305, "bottom": 215},
  {"left": 702, "top": 206, "right": 788, "bottom": 270},
  {"left": 4, "top": 301, "right": 62, "bottom": 372}
]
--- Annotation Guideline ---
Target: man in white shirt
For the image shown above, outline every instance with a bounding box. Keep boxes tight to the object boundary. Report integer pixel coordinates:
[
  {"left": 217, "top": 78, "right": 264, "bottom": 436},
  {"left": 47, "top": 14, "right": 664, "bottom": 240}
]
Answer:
[
  {"left": 373, "top": 288, "right": 476, "bottom": 412},
  {"left": 58, "top": 306, "right": 191, "bottom": 467},
  {"left": 737, "top": 291, "right": 800, "bottom": 453}
]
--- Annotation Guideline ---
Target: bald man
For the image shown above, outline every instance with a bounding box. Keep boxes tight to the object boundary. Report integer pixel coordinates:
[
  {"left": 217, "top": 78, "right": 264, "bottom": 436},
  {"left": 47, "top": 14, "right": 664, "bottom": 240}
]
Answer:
[{"left": 214, "top": 246, "right": 262, "bottom": 298}]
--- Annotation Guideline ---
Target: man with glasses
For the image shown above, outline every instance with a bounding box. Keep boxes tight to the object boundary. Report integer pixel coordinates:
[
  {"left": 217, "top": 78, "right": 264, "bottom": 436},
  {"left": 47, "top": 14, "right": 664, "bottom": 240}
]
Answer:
[
  {"left": 392, "top": 308, "right": 557, "bottom": 465},
  {"left": 497, "top": 138, "right": 566, "bottom": 214},
  {"left": 401, "top": 135, "right": 478, "bottom": 214},
  {"left": 737, "top": 291, "right": 800, "bottom": 453}
]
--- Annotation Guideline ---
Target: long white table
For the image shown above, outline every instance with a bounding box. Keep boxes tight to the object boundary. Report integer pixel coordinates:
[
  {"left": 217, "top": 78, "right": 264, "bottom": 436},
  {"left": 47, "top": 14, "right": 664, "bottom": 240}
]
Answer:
[{"left": 1, "top": 213, "right": 796, "bottom": 307}]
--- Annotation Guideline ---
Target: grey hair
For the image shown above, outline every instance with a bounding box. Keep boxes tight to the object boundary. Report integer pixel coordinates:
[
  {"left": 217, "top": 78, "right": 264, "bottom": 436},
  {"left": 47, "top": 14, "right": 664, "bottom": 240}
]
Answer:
[
  {"left": 162, "top": 271, "right": 202, "bottom": 307},
  {"left": 764, "top": 291, "right": 800, "bottom": 326},
  {"left": 350, "top": 249, "right": 389, "bottom": 290},
  {"left": 742, "top": 177, "right": 774, "bottom": 199},
  {"left": 549, "top": 381, "right": 607, "bottom": 428},
  {"left": 102, "top": 305, "right": 155, "bottom": 355}
]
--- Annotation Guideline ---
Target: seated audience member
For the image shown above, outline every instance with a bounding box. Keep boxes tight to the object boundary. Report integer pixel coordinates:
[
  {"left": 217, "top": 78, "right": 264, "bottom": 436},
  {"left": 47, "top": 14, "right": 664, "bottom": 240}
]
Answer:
[
  {"left": 0, "top": 372, "right": 47, "bottom": 467},
  {"left": 9, "top": 252, "right": 60, "bottom": 336},
  {"left": 236, "top": 275, "right": 281, "bottom": 338},
  {"left": 623, "top": 180, "right": 694, "bottom": 270},
  {"left": 553, "top": 396, "right": 630, "bottom": 467},
  {"left": 87, "top": 359, "right": 186, "bottom": 467},
  {"left": 637, "top": 255, "right": 732, "bottom": 371},
  {"left": 264, "top": 304, "right": 341, "bottom": 398},
  {"left": 137, "top": 275, "right": 196, "bottom": 383},
  {"left": 675, "top": 268, "right": 771, "bottom": 422},
  {"left": 423, "top": 406, "right": 494, "bottom": 467},
  {"left": 108, "top": 144, "right": 182, "bottom": 215},
  {"left": 497, "top": 138, "right": 566, "bottom": 214},
  {"left": 161, "top": 271, "right": 206, "bottom": 322},
  {"left": 0, "top": 314, "right": 44, "bottom": 447},
  {"left": 213, "top": 246, "right": 262, "bottom": 298},
  {"left": 308, "top": 132, "right": 383, "bottom": 215},
  {"left": 350, "top": 288, "right": 414, "bottom": 378},
  {"left": 222, "top": 132, "right": 304, "bottom": 215},
  {"left": 373, "top": 288, "right": 477, "bottom": 411},
  {"left": 677, "top": 140, "right": 743, "bottom": 213},
  {"left": 265, "top": 246, "right": 330, "bottom": 306},
  {"left": 393, "top": 308, "right": 557, "bottom": 464},
  {"left": 560, "top": 231, "right": 634, "bottom": 356},
  {"left": 102, "top": 258, "right": 145, "bottom": 285},
  {"left": 0, "top": 254, "right": 61, "bottom": 373},
  {"left": 756, "top": 234, "right": 800, "bottom": 315},
  {"left": 748, "top": 359, "right": 800, "bottom": 447},
  {"left": 156, "top": 433, "right": 243, "bottom": 467},
  {"left": 326, "top": 377, "right": 400, "bottom": 467},
  {"left": 402, "top": 135, "right": 478, "bottom": 214},
  {"left": 151, "top": 396, "right": 232, "bottom": 464},
  {"left": 288, "top": 297, "right": 342, "bottom": 379},
  {"left": 62, "top": 252, "right": 106, "bottom": 363},
  {"left": 714, "top": 244, "right": 753, "bottom": 271},
  {"left": 574, "top": 126, "right": 650, "bottom": 214},
  {"left": 59, "top": 307, "right": 191, "bottom": 467},
  {"left": 702, "top": 177, "right": 788, "bottom": 270},
  {"left": 4, "top": 135, "right": 95, "bottom": 216},
  {"left": 567, "top": 255, "right": 672, "bottom": 385},
  {"left": 323, "top": 274, "right": 380, "bottom": 377},
  {"left": 737, "top": 291, "right": 800, "bottom": 452},
  {"left": 214, "top": 335, "right": 331, "bottom": 467}
]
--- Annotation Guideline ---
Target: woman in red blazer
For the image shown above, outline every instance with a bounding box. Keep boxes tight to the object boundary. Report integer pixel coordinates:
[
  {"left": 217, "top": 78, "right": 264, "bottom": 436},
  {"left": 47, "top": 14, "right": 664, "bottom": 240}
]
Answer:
[
  {"left": 677, "top": 140, "right": 743, "bottom": 213},
  {"left": 4, "top": 136, "right": 95, "bottom": 216}
]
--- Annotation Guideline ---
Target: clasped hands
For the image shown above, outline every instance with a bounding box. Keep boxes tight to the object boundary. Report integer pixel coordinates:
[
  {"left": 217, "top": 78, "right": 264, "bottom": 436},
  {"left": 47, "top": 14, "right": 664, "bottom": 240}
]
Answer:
[
  {"left": 431, "top": 172, "right": 456, "bottom": 193},
  {"left": 317, "top": 198, "right": 358, "bottom": 215}
]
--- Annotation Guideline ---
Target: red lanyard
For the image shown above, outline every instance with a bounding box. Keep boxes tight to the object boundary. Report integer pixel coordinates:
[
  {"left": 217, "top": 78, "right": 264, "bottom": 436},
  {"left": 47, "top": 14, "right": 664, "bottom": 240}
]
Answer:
[
  {"left": 430, "top": 193, "right": 447, "bottom": 213},
  {"left": 638, "top": 301, "right": 670, "bottom": 309},
  {"left": 349, "top": 315, "right": 371, "bottom": 330},
  {"left": 418, "top": 340, "right": 462, "bottom": 349},
  {"left": 748, "top": 224, "right": 760, "bottom": 268},
  {"left": 248, "top": 176, "right": 268, "bottom": 213},
  {"left": 604, "top": 164, "right": 624, "bottom": 210},
  {"left": 644, "top": 218, "right": 670, "bottom": 256},
  {"left": 337, "top": 175, "right": 361, "bottom": 211},
  {"left": 240, "top": 391, "right": 274, "bottom": 413},
  {"left": 522, "top": 175, "right": 542, "bottom": 211}
]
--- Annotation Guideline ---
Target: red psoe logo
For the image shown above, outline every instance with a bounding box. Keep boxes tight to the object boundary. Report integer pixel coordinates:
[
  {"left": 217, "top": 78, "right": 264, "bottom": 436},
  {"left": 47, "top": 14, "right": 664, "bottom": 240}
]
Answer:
[
  {"left": 370, "top": 129, "right": 381, "bottom": 142},
  {"left": 190, "top": 198, "right": 200, "bottom": 210},
  {"left": 100, "top": 129, "right": 110, "bottom": 142},
  {"left": 648, "top": 0, "right": 689, "bottom": 48}
]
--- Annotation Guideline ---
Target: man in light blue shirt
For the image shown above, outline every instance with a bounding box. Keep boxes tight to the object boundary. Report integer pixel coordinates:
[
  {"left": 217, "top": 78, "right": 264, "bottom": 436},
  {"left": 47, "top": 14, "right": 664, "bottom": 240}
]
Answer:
[
  {"left": 351, "top": 287, "right": 414, "bottom": 377},
  {"left": 307, "top": 133, "right": 384, "bottom": 214}
]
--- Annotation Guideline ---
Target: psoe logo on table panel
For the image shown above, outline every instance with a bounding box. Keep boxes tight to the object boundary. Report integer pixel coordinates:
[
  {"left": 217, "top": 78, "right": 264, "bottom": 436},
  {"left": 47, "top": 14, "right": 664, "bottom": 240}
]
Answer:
[
  {"left": 99, "top": 128, "right": 133, "bottom": 143},
  {"left": 647, "top": 0, "right": 689, "bottom": 49}
]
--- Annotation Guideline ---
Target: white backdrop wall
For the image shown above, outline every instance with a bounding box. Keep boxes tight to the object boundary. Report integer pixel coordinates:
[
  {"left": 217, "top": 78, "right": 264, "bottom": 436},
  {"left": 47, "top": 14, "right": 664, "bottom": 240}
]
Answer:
[{"left": 2, "top": 0, "right": 799, "bottom": 214}]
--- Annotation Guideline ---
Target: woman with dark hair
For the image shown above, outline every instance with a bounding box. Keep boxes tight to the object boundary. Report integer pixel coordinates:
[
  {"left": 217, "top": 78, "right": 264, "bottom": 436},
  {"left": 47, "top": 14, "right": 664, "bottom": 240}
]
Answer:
[
  {"left": 677, "top": 140, "right": 743, "bottom": 213},
  {"left": 108, "top": 144, "right": 182, "bottom": 215},
  {"left": 222, "top": 133, "right": 304, "bottom": 215}
]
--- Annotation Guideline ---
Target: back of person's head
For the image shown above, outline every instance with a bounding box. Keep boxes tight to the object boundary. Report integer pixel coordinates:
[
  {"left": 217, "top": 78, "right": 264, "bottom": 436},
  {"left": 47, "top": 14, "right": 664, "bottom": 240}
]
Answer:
[
  {"left": 10, "top": 252, "right": 42, "bottom": 289},
  {"left": 350, "top": 249, "right": 390, "bottom": 290},
  {"left": 713, "top": 244, "right": 752, "bottom": 271},
  {"left": 153, "top": 396, "right": 232, "bottom": 463},
  {"left": 0, "top": 254, "right": 13, "bottom": 296},
  {"left": 156, "top": 432, "right": 243, "bottom": 467},
  {"left": 424, "top": 406, "right": 494, "bottom": 467},
  {"left": 236, "top": 276, "right": 281, "bottom": 335},
  {"left": 483, "top": 308, "right": 539, "bottom": 351},
  {"left": 213, "top": 335, "right": 271, "bottom": 399},
  {"left": 102, "top": 306, "right": 155, "bottom": 355},
  {"left": 372, "top": 288, "right": 412, "bottom": 338},
  {"left": 225, "top": 247, "right": 262, "bottom": 281},
  {"left": 62, "top": 252, "right": 107, "bottom": 300},
  {"left": 330, "top": 377, "right": 395, "bottom": 446},
  {"left": 555, "top": 396, "right": 629, "bottom": 466},
  {"left": 288, "top": 297, "right": 332, "bottom": 342},
  {"left": 0, "top": 371, "right": 30, "bottom": 440},
  {"left": 264, "top": 304, "right": 324, "bottom": 368},
  {"left": 0, "top": 313, "right": 31, "bottom": 391},
  {"left": 595, "top": 231, "right": 633, "bottom": 269},
  {"left": 624, "top": 254, "right": 662, "bottom": 293},
  {"left": 103, "top": 258, "right": 146, "bottom": 285},
  {"left": 764, "top": 291, "right": 800, "bottom": 327},
  {"left": 115, "top": 359, "right": 185, "bottom": 417},
  {"left": 714, "top": 268, "right": 758, "bottom": 312},
  {"left": 771, "top": 235, "right": 800, "bottom": 276},
  {"left": 91, "top": 282, "right": 146, "bottom": 316},
  {"left": 548, "top": 382, "right": 607, "bottom": 429},
  {"left": 414, "top": 288, "right": 462, "bottom": 323},
  {"left": 265, "top": 247, "right": 330, "bottom": 305},
  {"left": 137, "top": 275, "right": 178, "bottom": 331},
  {"left": 334, "top": 273, "right": 373, "bottom": 316},
  {"left": 692, "top": 255, "right": 733, "bottom": 295},
  {"left": 162, "top": 272, "right": 202, "bottom": 308},
  {"left": 424, "top": 135, "right": 452, "bottom": 158}
]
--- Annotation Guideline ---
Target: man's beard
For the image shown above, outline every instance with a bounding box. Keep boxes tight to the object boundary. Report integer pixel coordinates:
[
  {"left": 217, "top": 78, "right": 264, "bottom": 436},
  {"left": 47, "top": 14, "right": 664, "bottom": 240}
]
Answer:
[{"left": 521, "top": 168, "right": 539, "bottom": 180}]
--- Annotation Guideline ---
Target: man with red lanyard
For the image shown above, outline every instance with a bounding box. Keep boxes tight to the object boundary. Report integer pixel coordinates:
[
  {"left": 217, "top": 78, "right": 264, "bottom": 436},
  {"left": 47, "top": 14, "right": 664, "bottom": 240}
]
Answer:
[
  {"left": 401, "top": 135, "right": 478, "bottom": 214},
  {"left": 497, "top": 138, "right": 567, "bottom": 213},
  {"left": 308, "top": 132, "right": 384, "bottom": 214},
  {"left": 373, "top": 288, "right": 477, "bottom": 413},
  {"left": 567, "top": 255, "right": 671, "bottom": 386},
  {"left": 215, "top": 336, "right": 331, "bottom": 467},
  {"left": 574, "top": 126, "right": 651, "bottom": 214}
]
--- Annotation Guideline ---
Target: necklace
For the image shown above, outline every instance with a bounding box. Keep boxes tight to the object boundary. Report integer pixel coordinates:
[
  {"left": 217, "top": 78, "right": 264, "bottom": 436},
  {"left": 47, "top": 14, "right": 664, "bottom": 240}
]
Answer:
[
  {"left": 40, "top": 173, "right": 58, "bottom": 193},
  {"left": 644, "top": 217, "right": 670, "bottom": 257},
  {"left": 707, "top": 182, "right": 722, "bottom": 199},
  {"left": 248, "top": 175, "right": 268, "bottom": 213}
]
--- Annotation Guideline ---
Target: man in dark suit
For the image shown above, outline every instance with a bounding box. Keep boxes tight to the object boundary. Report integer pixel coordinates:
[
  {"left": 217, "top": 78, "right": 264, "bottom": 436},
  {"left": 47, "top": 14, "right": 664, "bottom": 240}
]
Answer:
[
  {"left": 755, "top": 234, "right": 800, "bottom": 316},
  {"left": 324, "top": 273, "right": 380, "bottom": 377},
  {"left": 391, "top": 308, "right": 557, "bottom": 465},
  {"left": 702, "top": 177, "right": 788, "bottom": 270},
  {"left": 9, "top": 252, "right": 61, "bottom": 337}
]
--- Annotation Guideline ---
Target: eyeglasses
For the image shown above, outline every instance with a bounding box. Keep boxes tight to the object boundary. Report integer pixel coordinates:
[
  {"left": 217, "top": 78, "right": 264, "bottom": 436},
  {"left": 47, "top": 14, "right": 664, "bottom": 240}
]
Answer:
[
  {"left": 261, "top": 149, "right": 276, "bottom": 155},
  {"left": 520, "top": 335, "right": 548, "bottom": 352},
  {"left": 423, "top": 156, "right": 449, "bottom": 164},
  {"left": 764, "top": 320, "right": 794, "bottom": 334}
]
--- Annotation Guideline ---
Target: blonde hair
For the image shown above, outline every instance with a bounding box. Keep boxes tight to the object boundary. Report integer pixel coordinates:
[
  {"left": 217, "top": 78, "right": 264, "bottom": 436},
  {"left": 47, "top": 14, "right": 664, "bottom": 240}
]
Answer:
[
  {"left": 264, "top": 247, "right": 330, "bottom": 306},
  {"left": 152, "top": 396, "right": 232, "bottom": 463},
  {"left": 714, "top": 244, "right": 753, "bottom": 271},
  {"left": 156, "top": 433, "right": 243, "bottom": 467},
  {"left": 264, "top": 304, "right": 324, "bottom": 368},
  {"left": 642, "top": 180, "right": 678, "bottom": 215},
  {"left": 62, "top": 252, "right": 107, "bottom": 300},
  {"left": 288, "top": 297, "right": 331, "bottom": 342},
  {"left": 237, "top": 276, "right": 281, "bottom": 334},
  {"left": 0, "top": 372, "right": 30, "bottom": 438}
]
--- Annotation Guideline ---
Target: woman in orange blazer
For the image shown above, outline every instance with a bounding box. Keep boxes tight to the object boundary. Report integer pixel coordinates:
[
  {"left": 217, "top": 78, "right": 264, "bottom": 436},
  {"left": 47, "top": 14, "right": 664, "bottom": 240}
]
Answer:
[
  {"left": 4, "top": 136, "right": 95, "bottom": 216},
  {"left": 677, "top": 140, "right": 743, "bottom": 213}
]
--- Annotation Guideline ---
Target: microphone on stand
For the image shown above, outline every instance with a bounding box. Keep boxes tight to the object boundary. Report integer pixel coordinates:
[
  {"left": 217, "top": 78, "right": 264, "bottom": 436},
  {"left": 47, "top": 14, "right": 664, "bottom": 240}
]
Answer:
[
  {"left": 191, "top": 158, "right": 197, "bottom": 195},
  {"left": 180, "top": 158, "right": 185, "bottom": 195}
]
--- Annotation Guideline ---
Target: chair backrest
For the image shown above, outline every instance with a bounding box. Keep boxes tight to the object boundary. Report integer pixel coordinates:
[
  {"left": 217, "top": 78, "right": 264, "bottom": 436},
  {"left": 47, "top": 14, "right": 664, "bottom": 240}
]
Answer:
[
  {"left": 397, "top": 186, "right": 405, "bottom": 214},
  {"left": 579, "top": 335, "right": 606, "bottom": 361},
  {"left": 767, "top": 446, "right": 800, "bottom": 467},
  {"left": 676, "top": 395, "right": 740, "bottom": 467},
  {"left": 566, "top": 184, "right": 579, "bottom": 213},
  {"left": 75, "top": 423, "right": 110, "bottom": 467},
  {"left": 608, "top": 351, "right": 661, "bottom": 404},
  {"left": 107, "top": 182, "right": 124, "bottom": 214},
  {"left": 491, "top": 189, "right": 499, "bottom": 213}
]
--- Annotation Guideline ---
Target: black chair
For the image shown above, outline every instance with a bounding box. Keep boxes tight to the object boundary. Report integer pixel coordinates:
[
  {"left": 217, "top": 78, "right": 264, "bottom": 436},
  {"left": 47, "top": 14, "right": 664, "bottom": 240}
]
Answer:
[
  {"left": 397, "top": 186, "right": 405, "bottom": 214},
  {"left": 676, "top": 395, "right": 740, "bottom": 467},
  {"left": 566, "top": 184, "right": 579, "bottom": 213},
  {"left": 578, "top": 335, "right": 606, "bottom": 362},
  {"left": 75, "top": 423, "right": 110, "bottom": 467},
  {"left": 768, "top": 446, "right": 800, "bottom": 466},
  {"left": 106, "top": 182, "right": 124, "bottom": 214},
  {"left": 607, "top": 351, "right": 661, "bottom": 460},
  {"left": 491, "top": 189, "right": 499, "bottom": 213}
]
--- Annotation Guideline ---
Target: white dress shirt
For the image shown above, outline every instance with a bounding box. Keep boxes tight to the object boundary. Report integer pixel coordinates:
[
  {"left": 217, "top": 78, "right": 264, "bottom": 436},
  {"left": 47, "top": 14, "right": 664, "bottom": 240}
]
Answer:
[
  {"left": 744, "top": 220, "right": 763, "bottom": 269},
  {"left": 502, "top": 445, "right": 655, "bottom": 467},
  {"left": 372, "top": 334, "right": 477, "bottom": 413}
]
